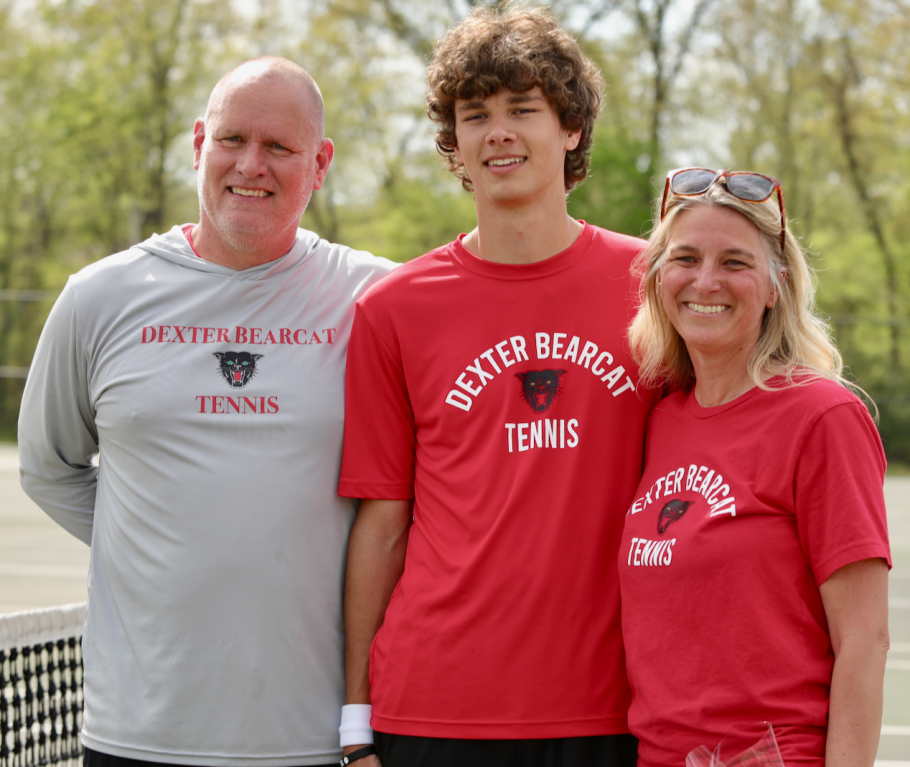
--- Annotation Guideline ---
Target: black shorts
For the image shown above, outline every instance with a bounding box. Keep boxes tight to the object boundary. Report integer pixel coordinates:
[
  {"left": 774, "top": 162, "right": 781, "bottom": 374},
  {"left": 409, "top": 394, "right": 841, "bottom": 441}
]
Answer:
[
  {"left": 84, "top": 746, "right": 337, "bottom": 767},
  {"left": 374, "top": 731, "right": 638, "bottom": 767}
]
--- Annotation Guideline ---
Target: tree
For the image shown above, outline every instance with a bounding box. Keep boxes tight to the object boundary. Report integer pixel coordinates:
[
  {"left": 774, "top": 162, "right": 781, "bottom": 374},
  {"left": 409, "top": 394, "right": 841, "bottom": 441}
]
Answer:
[
  {"left": 0, "top": 0, "right": 246, "bottom": 436},
  {"left": 0, "top": 1, "right": 75, "bottom": 436},
  {"left": 709, "top": 0, "right": 910, "bottom": 461}
]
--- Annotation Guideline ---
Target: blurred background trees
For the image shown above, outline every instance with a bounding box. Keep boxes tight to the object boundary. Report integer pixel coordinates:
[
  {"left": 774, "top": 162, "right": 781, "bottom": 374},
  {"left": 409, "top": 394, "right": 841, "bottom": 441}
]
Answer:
[{"left": 1, "top": 0, "right": 908, "bottom": 463}]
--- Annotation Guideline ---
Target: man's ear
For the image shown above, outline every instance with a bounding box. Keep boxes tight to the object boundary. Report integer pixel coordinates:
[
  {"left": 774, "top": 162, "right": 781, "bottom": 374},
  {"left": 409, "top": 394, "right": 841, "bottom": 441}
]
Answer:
[
  {"left": 311, "top": 138, "right": 335, "bottom": 191},
  {"left": 192, "top": 118, "right": 205, "bottom": 170}
]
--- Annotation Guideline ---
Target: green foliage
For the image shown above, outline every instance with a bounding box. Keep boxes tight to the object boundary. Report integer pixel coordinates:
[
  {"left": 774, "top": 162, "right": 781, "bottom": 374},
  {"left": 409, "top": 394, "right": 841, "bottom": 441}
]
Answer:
[
  {"left": 2, "top": 0, "right": 909, "bottom": 461},
  {"left": 307, "top": 159, "right": 478, "bottom": 263},
  {"left": 874, "top": 384, "right": 910, "bottom": 466},
  {"left": 0, "top": 0, "right": 244, "bottom": 432},
  {"left": 0, "top": 3, "right": 69, "bottom": 431},
  {"left": 706, "top": 0, "right": 910, "bottom": 455},
  {"left": 568, "top": 127, "right": 654, "bottom": 239}
]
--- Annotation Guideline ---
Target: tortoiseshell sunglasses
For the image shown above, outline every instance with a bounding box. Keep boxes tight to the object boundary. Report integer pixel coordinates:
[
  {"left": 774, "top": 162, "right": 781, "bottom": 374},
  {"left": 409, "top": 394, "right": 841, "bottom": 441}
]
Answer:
[{"left": 660, "top": 168, "right": 786, "bottom": 256}]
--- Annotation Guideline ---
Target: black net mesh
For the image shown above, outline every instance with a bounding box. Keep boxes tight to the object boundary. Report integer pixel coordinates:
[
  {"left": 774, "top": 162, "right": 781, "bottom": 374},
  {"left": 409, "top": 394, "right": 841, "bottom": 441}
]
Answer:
[{"left": 0, "top": 611, "right": 84, "bottom": 767}]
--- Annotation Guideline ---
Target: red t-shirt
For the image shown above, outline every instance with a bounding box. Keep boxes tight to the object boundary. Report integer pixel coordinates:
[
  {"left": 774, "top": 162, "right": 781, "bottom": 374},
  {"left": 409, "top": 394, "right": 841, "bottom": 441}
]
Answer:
[
  {"left": 340, "top": 223, "right": 660, "bottom": 739},
  {"left": 180, "top": 223, "right": 201, "bottom": 256},
  {"left": 619, "top": 380, "right": 891, "bottom": 766}
]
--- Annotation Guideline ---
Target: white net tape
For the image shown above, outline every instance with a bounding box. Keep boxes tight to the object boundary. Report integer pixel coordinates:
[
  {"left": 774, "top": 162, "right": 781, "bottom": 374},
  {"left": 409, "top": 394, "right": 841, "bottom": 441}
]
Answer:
[{"left": 0, "top": 604, "right": 86, "bottom": 652}]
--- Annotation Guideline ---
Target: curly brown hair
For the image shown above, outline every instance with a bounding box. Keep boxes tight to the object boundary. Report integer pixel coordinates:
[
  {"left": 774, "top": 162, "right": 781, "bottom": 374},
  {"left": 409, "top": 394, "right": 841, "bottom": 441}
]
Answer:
[{"left": 426, "top": 5, "right": 605, "bottom": 193}]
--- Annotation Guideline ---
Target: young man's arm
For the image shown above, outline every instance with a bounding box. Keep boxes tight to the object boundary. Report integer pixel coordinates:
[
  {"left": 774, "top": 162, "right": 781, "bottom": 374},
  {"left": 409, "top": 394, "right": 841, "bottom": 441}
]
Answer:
[{"left": 342, "top": 498, "right": 413, "bottom": 762}]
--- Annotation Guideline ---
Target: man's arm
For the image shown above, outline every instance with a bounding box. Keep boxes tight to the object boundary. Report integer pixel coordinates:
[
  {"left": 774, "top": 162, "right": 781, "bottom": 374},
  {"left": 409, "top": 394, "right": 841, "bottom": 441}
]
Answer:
[
  {"left": 820, "top": 557, "right": 890, "bottom": 767},
  {"left": 342, "top": 498, "right": 413, "bottom": 761},
  {"left": 18, "top": 282, "right": 98, "bottom": 545}
]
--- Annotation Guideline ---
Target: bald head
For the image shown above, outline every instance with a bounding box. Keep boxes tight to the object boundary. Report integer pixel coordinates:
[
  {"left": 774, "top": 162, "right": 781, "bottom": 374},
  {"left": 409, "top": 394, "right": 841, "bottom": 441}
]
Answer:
[{"left": 206, "top": 57, "right": 325, "bottom": 138}]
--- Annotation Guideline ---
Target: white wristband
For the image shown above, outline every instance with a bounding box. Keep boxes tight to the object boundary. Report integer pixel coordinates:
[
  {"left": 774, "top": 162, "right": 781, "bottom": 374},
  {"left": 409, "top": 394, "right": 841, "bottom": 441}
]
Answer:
[{"left": 339, "top": 704, "right": 373, "bottom": 747}]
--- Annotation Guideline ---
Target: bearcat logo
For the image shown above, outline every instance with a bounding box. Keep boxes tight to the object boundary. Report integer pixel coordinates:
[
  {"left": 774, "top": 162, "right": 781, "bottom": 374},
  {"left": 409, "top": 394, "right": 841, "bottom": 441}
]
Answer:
[
  {"left": 214, "top": 351, "right": 263, "bottom": 389},
  {"left": 515, "top": 369, "right": 566, "bottom": 413},
  {"left": 657, "top": 499, "right": 693, "bottom": 534}
]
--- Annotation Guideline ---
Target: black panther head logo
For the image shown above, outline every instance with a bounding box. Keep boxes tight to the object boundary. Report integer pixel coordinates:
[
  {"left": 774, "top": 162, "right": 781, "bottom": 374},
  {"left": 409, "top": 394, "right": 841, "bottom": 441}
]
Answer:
[
  {"left": 515, "top": 369, "right": 566, "bottom": 413},
  {"left": 214, "top": 351, "right": 263, "bottom": 389},
  {"left": 657, "top": 499, "right": 693, "bottom": 534}
]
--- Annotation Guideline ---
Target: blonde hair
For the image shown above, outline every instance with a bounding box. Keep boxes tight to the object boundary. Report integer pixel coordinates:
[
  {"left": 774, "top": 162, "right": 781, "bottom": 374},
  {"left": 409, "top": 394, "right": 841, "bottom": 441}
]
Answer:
[{"left": 628, "top": 181, "right": 851, "bottom": 394}]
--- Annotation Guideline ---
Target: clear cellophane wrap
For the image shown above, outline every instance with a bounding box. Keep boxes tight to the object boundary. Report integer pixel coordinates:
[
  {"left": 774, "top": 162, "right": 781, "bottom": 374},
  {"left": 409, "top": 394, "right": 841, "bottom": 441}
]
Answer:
[{"left": 686, "top": 723, "right": 785, "bottom": 767}]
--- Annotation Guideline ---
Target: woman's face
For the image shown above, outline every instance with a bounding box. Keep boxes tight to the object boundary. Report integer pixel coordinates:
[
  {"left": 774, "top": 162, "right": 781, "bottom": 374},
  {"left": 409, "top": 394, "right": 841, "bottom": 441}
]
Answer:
[{"left": 659, "top": 206, "right": 778, "bottom": 366}]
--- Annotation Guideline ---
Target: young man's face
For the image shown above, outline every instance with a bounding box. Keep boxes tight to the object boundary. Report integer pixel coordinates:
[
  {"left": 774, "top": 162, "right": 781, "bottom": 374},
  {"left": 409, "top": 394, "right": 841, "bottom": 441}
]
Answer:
[{"left": 453, "top": 87, "right": 581, "bottom": 211}]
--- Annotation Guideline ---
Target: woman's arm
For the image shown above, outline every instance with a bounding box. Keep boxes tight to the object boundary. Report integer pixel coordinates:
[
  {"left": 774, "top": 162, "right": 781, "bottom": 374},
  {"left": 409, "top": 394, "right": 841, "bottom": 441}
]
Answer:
[{"left": 819, "top": 557, "right": 890, "bottom": 767}]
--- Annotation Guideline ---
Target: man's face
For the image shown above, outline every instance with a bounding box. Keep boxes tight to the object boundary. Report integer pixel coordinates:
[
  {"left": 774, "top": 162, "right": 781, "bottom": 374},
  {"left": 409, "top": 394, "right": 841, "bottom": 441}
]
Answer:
[
  {"left": 193, "top": 74, "right": 332, "bottom": 258},
  {"left": 452, "top": 87, "right": 580, "bottom": 211}
]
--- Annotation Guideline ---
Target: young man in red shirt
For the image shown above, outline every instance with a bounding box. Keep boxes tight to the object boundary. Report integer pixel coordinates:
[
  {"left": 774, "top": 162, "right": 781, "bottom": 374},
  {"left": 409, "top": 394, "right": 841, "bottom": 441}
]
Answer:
[{"left": 337, "top": 8, "right": 658, "bottom": 767}]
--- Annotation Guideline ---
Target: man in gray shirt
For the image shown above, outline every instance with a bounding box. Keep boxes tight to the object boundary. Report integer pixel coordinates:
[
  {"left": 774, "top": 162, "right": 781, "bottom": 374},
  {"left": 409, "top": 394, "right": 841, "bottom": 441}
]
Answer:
[{"left": 18, "top": 57, "right": 395, "bottom": 767}]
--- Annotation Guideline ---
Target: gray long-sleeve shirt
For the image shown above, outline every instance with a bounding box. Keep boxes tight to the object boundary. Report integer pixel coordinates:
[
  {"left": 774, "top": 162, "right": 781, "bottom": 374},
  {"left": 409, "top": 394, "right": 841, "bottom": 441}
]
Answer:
[{"left": 18, "top": 225, "right": 396, "bottom": 766}]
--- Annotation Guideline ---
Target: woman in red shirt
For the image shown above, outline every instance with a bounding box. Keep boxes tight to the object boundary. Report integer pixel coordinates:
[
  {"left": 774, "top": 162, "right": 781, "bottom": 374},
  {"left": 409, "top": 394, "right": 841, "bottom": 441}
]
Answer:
[{"left": 620, "top": 168, "right": 891, "bottom": 767}]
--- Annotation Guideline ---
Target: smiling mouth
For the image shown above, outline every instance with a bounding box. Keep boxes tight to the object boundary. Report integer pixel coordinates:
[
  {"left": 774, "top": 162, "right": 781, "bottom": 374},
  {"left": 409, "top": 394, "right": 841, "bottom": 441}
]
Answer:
[
  {"left": 686, "top": 303, "right": 728, "bottom": 314},
  {"left": 484, "top": 157, "right": 526, "bottom": 167},
  {"left": 230, "top": 187, "right": 271, "bottom": 197}
]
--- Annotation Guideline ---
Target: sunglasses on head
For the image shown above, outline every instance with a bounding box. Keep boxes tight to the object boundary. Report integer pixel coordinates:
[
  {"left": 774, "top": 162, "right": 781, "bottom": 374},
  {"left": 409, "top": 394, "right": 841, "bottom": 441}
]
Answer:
[{"left": 660, "top": 168, "right": 787, "bottom": 256}]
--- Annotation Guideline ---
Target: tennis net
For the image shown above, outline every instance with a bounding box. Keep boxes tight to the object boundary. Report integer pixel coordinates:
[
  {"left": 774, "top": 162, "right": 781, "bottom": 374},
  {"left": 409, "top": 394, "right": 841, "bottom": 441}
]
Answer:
[{"left": 0, "top": 603, "right": 85, "bottom": 767}]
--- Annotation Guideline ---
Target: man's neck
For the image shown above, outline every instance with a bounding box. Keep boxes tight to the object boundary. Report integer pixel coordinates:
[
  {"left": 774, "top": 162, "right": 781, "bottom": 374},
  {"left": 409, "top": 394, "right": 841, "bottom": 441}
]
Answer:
[
  {"left": 191, "top": 223, "right": 296, "bottom": 271},
  {"left": 462, "top": 197, "right": 582, "bottom": 265}
]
